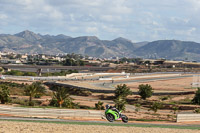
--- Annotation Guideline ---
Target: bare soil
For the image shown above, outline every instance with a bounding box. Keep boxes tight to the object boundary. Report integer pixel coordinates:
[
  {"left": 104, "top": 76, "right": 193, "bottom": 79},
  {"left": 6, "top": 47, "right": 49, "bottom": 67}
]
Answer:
[
  {"left": 127, "top": 77, "right": 194, "bottom": 92},
  {"left": 0, "top": 121, "right": 199, "bottom": 133}
]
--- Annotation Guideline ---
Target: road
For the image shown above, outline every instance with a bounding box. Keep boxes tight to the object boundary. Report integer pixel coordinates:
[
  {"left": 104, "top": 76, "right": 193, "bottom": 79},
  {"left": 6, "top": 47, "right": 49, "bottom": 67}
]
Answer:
[
  {"left": 0, "top": 116, "right": 200, "bottom": 130},
  {"left": 0, "top": 64, "right": 112, "bottom": 72},
  {"left": 93, "top": 75, "right": 193, "bottom": 90}
]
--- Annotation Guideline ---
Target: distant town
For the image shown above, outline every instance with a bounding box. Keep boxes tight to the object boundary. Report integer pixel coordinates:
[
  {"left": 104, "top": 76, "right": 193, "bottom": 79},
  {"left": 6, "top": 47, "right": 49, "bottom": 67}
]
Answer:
[{"left": 1, "top": 51, "right": 200, "bottom": 75}]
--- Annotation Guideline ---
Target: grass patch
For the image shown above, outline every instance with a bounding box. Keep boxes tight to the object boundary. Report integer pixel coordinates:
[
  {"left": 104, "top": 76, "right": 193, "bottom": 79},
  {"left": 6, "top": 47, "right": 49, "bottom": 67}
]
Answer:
[{"left": 130, "top": 118, "right": 171, "bottom": 122}]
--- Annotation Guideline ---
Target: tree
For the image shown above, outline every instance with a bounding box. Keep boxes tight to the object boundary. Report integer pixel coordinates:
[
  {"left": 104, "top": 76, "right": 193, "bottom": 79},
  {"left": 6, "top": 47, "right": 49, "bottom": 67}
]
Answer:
[
  {"left": 0, "top": 85, "right": 10, "bottom": 104},
  {"left": 114, "top": 84, "right": 132, "bottom": 98},
  {"left": 95, "top": 101, "right": 104, "bottom": 110},
  {"left": 50, "top": 86, "right": 78, "bottom": 108},
  {"left": 24, "top": 82, "right": 45, "bottom": 105},
  {"left": 138, "top": 84, "right": 153, "bottom": 100},
  {"left": 64, "top": 58, "right": 74, "bottom": 66},
  {"left": 192, "top": 88, "right": 200, "bottom": 105},
  {"left": 114, "top": 84, "right": 132, "bottom": 111}
]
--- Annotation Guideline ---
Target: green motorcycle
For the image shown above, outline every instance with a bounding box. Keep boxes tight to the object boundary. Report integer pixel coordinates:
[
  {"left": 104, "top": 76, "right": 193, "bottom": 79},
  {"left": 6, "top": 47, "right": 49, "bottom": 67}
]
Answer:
[{"left": 105, "top": 105, "right": 128, "bottom": 123}]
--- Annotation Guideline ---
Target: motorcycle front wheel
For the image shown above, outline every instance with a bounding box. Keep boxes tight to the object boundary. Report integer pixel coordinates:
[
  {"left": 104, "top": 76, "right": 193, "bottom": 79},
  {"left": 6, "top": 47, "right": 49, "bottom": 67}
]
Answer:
[{"left": 121, "top": 115, "right": 128, "bottom": 123}]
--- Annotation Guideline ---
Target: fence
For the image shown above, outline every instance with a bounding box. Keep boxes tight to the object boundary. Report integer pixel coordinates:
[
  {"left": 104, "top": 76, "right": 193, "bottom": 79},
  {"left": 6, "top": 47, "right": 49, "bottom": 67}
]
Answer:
[
  {"left": 177, "top": 113, "right": 200, "bottom": 122},
  {"left": 0, "top": 105, "right": 103, "bottom": 119},
  {"left": 192, "top": 75, "right": 200, "bottom": 88}
]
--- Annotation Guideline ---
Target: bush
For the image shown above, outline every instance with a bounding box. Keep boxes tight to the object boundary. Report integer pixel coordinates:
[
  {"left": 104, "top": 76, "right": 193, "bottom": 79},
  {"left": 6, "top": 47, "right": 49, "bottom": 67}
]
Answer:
[
  {"left": 134, "top": 103, "right": 141, "bottom": 112},
  {"left": 114, "top": 96, "right": 127, "bottom": 111},
  {"left": 62, "top": 98, "right": 79, "bottom": 109},
  {"left": 11, "top": 98, "right": 28, "bottom": 106},
  {"left": 194, "top": 108, "right": 200, "bottom": 113},
  {"left": 42, "top": 70, "right": 78, "bottom": 76},
  {"left": 4, "top": 70, "right": 37, "bottom": 76},
  {"left": 159, "top": 96, "right": 169, "bottom": 101},
  {"left": 23, "top": 72, "right": 37, "bottom": 76},
  {"left": 0, "top": 85, "right": 11, "bottom": 104},
  {"left": 149, "top": 102, "right": 163, "bottom": 113},
  {"left": 171, "top": 105, "right": 179, "bottom": 114},
  {"left": 28, "top": 101, "right": 35, "bottom": 106},
  {"left": 138, "top": 84, "right": 153, "bottom": 100},
  {"left": 192, "top": 88, "right": 200, "bottom": 105},
  {"left": 95, "top": 101, "right": 104, "bottom": 110}
]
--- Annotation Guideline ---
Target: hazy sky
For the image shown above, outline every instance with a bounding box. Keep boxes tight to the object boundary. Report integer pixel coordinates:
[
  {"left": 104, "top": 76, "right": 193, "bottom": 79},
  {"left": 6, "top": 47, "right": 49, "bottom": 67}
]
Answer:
[{"left": 0, "top": 0, "right": 200, "bottom": 42}]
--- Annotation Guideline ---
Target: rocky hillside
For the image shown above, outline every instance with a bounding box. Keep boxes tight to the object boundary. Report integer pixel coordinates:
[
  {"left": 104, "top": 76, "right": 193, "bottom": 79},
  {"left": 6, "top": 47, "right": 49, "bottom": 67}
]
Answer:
[
  {"left": 0, "top": 30, "right": 138, "bottom": 57},
  {"left": 1, "top": 30, "right": 200, "bottom": 61},
  {"left": 134, "top": 40, "right": 200, "bottom": 61}
]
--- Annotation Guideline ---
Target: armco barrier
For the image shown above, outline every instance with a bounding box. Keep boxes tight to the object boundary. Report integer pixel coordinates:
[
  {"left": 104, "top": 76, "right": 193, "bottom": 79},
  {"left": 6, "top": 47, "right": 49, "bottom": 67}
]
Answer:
[
  {"left": 0, "top": 105, "right": 103, "bottom": 119},
  {"left": 177, "top": 113, "right": 200, "bottom": 122}
]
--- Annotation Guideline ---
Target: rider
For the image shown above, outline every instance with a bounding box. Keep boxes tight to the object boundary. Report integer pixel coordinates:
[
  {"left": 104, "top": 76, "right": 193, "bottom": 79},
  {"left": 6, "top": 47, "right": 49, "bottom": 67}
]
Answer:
[{"left": 106, "top": 104, "right": 120, "bottom": 114}]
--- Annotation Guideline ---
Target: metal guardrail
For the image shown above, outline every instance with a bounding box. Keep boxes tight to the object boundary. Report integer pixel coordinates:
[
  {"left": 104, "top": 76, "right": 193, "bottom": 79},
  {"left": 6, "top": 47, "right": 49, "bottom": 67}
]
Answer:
[
  {"left": 0, "top": 106, "right": 103, "bottom": 119},
  {"left": 177, "top": 113, "right": 200, "bottom": 122}
]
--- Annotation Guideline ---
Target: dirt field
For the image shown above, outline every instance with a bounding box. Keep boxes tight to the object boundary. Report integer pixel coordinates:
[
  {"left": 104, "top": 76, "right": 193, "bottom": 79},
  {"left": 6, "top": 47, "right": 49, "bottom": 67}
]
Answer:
[
  {"left": 127, "top": 77, "right": 194, "bottom": 92},
  {"left": 0, "top": 121, "right": 199, "bottom": 133}
]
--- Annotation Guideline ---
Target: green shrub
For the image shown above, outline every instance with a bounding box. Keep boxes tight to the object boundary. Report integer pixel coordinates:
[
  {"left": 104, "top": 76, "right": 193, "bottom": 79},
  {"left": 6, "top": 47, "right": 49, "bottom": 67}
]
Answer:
[
  {"left": 192, "top": 88, "right": 200, "bottom": 105},
  {"left": 134, "top": 103, "right": 141, "bottom": 112},
  {"left": 149, "top": 102, "right": 163, "bottom": 113},
  {"left": 138, "top": 84, "right": 153, "bottom": 100},
  {"left": 194, "top": 108, "right": 200, "bottom": 113},
  {"left": 11, "top": 98, "right": 28, "bottom": 106},
  {"left": 95, "top": 101, "right": 104, "bottom": 110},
  {"left": 0, "top": 85, "right": 11, "bottom": 104},
  {"left": 171, "top": 105, "right": 179, "bottom": 114},
  {"left": 4, "top": 70, "right": 37, "bottom": 76},
  {"left": 114, "top": 96, "right": 127, "bottom": 111},
  {"left": 28, "top": 101, "right": 35, "bottom": 106},
  {"left": 159, "top": 96, "right": 169, "bottom": 101}
]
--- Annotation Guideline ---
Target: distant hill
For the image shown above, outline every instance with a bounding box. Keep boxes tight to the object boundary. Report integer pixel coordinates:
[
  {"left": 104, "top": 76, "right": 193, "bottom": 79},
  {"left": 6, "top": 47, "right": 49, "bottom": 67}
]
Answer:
[
  {"left": 0, "top": 30, "right": 138, "bottom": 57},
  {"left": 134, "top": 40, "right": 200, "bottom": 61},
  {"left": 1, "top": 30, "right": 200, "bottom": 61}
]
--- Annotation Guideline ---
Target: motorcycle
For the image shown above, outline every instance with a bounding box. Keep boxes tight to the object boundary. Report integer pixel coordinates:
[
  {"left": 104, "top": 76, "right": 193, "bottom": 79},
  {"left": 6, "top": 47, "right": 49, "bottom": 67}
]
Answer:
[{"left": 105, "top": 105, "right": 128, "bottom": 123}]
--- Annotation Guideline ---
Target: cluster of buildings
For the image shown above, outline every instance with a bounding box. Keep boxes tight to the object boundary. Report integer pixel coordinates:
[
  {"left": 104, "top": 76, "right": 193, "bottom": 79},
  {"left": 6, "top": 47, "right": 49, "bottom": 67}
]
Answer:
[
  {"left": 1, "top": 52, "right": 200, "bottom": 73},
  {"left": 0, "top": 52, "right": 67, "bottom": 64},
  {"left": 0, "top": 51, "right": 121, "bottom": 65}
]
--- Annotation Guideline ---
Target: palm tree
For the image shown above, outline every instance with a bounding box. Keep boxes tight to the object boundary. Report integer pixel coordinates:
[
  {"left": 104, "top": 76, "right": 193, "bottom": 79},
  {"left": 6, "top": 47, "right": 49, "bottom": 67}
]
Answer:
[
  {"left": 24, "top": 82, "right": 45, "bottom": 104},
  {"left": 52, "top": 86, "right": 69, "bottom": 108}
]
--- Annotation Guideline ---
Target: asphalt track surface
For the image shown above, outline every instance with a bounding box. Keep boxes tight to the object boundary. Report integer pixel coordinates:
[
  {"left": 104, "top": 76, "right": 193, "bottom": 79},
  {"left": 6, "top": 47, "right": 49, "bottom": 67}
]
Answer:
[{"left": 0, "top": 116, "right": 200, "bottom": 130}]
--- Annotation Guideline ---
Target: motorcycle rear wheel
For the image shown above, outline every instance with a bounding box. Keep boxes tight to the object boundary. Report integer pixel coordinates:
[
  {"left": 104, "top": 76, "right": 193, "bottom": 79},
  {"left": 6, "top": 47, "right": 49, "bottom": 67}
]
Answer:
[{"left": 106, "top": 113, "right": 115, "bottom": 122}]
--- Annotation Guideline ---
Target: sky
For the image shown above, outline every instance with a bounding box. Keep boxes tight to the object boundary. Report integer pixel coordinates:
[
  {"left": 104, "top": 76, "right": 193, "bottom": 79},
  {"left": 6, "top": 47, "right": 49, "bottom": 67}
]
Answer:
[{"left": 0, "top": 0, "right": 200, "bottom": 42}]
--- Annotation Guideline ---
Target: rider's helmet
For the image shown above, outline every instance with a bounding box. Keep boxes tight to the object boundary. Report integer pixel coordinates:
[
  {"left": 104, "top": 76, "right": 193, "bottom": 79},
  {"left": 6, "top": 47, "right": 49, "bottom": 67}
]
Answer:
[{"left": 106, "top": 104, "right": 110, "bottom": 109}]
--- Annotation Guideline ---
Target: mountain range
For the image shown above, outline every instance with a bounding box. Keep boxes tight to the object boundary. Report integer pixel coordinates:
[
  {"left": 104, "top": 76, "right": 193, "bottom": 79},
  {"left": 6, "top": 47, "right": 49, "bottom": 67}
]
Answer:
[{"left": 0, "top": 30, "right": 200, "bottom": 61}]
